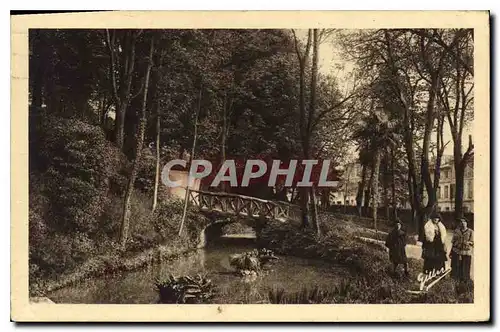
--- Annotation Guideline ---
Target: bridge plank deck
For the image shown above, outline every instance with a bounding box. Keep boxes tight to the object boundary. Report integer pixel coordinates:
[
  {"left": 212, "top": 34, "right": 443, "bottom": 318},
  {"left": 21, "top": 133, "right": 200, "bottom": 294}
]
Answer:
[{"left": 188, "top": 189, "right": 300, "bottom": 222}]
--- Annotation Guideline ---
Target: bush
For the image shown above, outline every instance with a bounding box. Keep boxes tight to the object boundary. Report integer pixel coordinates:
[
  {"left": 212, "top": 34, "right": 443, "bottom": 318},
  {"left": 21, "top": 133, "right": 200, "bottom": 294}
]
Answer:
[
  {"left": 125, "top": 192, "right": 160, "bottom": 253},
  {"left": 29, "top": 114, "right": 126, "bottom": 280},
  {"left": 152, "top": 198, "right": 209, "bottom": 247},
  {"left": 135, "top": 148, "right": 157, "bottom": 194},
  {"left": 30, "top": 232, "right": 97, "bottom": 279},
  {"left": 29, "top": 114, "right": 208, "bottom": 292}
]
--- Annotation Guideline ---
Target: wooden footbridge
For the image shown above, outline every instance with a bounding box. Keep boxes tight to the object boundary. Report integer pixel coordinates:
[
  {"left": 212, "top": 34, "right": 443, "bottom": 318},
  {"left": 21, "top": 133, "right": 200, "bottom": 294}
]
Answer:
[{"left": 187, "top": 190, "right": 301, "bottom": 222}]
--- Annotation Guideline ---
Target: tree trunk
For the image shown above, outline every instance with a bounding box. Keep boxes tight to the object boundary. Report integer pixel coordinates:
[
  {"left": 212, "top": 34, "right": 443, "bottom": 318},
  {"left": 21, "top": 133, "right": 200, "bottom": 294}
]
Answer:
[
  {"left": 432, "top": 114, "right": 445, "bottom": 210},
  {"left": 119, "top": 36, "right": 154, "bottom": 249},
  {"left": 383, "top": 30, "right": 435, "bottom": 240},
  {"left": 292, "top": 29, "right": 312, "bottom": 230},
  {"left": 451, "top": 133, "right": 473, "bottom": 219},
  {"left": 454, "top": 163, "right": 465, "bottom": 218},
  {"left": 421, "top": 76, "right": 439, "bottom": 211},
  {"left": 114, "top": 102, "right": 128, "bottom": 149},
  {"left": 100, "top": 96, "right": 108, "bottom": 125},
  {"left": 372, "top": 149, "right": 381, "bottom": 232},
  {"left": 343, "top": 168, "right": 350, "bottom": 213},
  {"left": 407, "top": 169, "right": 416, "bottom": 228},
  {"left": 322, "top": 188, "right": 330, "bottom": 209},
  {"left": 440, "top": 33, "right": 474, "bottom": 219},
  {"left": 380, "top": 155, "right": 390, "bottom": 220},
  {"left": 364, "top": 167, "right": 374, "bottom": 215},
  {"left": 383, "top": 173, "right": 390, "bottom": 221},
  {"left": 356, "top": 164, "right": 366, "bottom": 216},
  {"left": 308, "top": 29, "right": 320, "bottom": 235},
  {"left": 391, "top": 147, "right": 397, "bottom": 219},
  {"left": 300, "top": 187, "right": 310, "bottom": 228},
  {"left": 106, "top": 30, "right": 140, "bottom": 151},
  {"left": 152, "top": 104, "right": 161, "bottom": 212},
  {"left": 310, "top": 187, "right": 320, "bottom": 236},
  {"left": 178, "top": 87, "right": 202, "bottom": 236}
]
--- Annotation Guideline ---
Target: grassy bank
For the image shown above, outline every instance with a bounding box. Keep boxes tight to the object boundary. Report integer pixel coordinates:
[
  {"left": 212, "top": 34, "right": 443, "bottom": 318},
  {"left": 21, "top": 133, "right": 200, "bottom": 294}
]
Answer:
[
  {"left": 31, "top": 239, "right": 198, "bottom": 296},
  {"left": 29, "top": 114, "right": 209, "bottom": 296},
  {"left": 30, "top": 198, "right": 209, "bottom": 297},
  {"left": 257, "top": 214, "right": 473, "bottom": 304}
]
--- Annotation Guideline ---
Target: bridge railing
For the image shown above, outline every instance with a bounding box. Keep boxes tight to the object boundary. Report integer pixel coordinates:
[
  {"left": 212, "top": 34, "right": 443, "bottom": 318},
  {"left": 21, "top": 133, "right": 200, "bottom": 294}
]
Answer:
[{"left": 188, "top": 189, "right": 301, "bottom": 222}]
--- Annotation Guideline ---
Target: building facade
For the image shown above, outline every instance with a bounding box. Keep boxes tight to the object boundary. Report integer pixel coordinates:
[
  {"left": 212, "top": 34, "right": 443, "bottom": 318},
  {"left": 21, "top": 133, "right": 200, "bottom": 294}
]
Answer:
[
  {"left": 332, "top": 155, "right": 474, "bottom": 213},
  {"left": 433, "top": 155, "right": 474, "bottom": 213},
  {"left": 331, "top": 162, "right": 363, "bottom": 206}
]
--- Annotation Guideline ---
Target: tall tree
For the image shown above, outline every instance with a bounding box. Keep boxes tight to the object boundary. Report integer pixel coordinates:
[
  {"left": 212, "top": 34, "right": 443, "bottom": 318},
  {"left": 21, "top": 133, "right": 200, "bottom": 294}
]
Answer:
[
  {"left": 292, "top": 29, "right": 355, "bottom": 233},
  {"left": 120, "top": 35, "right": 155, "bottom": 248},
  {"left": 340, "top": 29, "right": 452, "bottom": 236},
  {"left": 436, "top": 29, "right": 474, "bottom": 218},
  {"left": 308, "top": 29, "right": 321, "bottom": 235},
  {"left": 355, "top": 163, "right": 367, "bottom": 216},
  {"left": 353, "top": 108, "right": 397, "bottom": 230},
  {"left": 152, "top": 102, "right": 161, "bottom": 212},
  {"left": 292, "top": 29, "right": 313, "bottom": 229},
  {"left": 105, "top": 29, "right": 144, "bottom": 150}
]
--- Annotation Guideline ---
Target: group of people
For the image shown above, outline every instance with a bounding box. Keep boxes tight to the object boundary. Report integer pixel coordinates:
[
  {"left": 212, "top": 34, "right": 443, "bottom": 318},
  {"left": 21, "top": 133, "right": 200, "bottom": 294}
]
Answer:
[{"left": 384, "top": 212, "right": 473, "bottom": 282}]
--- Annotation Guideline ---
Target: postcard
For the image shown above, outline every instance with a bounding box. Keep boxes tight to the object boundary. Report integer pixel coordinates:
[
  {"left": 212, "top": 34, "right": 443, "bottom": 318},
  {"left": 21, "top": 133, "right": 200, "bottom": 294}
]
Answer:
[{"left": 11, "top": 10, "right": 490, "bottom": 322}]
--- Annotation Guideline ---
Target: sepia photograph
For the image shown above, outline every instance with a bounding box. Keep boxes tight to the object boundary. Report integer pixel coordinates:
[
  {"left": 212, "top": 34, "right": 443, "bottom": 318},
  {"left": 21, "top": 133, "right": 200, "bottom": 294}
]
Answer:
[{"left": 11, "top": 11, "right": 490, "bottom": 322}]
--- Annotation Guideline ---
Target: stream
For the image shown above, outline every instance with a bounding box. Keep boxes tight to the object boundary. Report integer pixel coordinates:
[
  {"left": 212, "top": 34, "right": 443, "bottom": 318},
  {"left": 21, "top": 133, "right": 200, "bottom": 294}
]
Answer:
[{"left": 49, "top": 238, "right": 350, "bottom": 304}]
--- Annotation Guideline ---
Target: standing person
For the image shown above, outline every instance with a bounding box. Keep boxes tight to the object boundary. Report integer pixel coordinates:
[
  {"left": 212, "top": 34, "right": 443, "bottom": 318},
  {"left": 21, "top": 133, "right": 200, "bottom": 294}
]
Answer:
[
  {"left": 385, "top": 219, "right": 409, "bottom": 276},
  {"left": 450, "top": 217, "right": 473, "bottom": 282},
  {"left": 422, "top": 212, "right": 448, "bottom": 274}
]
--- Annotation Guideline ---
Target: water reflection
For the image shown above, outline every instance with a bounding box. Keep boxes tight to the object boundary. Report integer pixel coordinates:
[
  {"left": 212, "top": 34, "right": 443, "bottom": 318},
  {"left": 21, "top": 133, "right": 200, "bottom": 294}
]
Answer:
[{"left": 50, "top": 241, "right": 349, "bottom": 304}]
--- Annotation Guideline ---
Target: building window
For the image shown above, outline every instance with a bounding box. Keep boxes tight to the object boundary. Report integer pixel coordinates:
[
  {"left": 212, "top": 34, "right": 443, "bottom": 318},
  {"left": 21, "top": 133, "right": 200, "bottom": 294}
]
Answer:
[
  {"left": 337, "top": 201, "right": 342, "bottom": 205},
  {"left": 463, "top": 206, "right": 469, "bottom": 213},
  {"left": 468, "top": 180, "right": 473, "bottom": 199},
  {"left": 466, "top": 166, "right": 473, "bottom": 178},
  {"left": 437, "top": 206, "right": 441, "bottom": 211},
  {"left": 437, "top": 186, "right": 441, "bottom": 199},
  {"left": 450, "top": 184, "right": 455, "bottom": 200},
  {"left": 444, "top": 185, "right": 449, "bottom": 199},
  {"left": 445, "top": 207, "right": 450, "bottom": 211}
]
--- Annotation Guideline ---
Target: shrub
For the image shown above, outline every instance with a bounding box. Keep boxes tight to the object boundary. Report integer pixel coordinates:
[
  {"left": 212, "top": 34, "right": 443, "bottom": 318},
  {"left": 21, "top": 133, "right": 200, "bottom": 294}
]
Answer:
[
  {"left": 125, "top": 192, "right": 160, "bottom": 252},
  {"left": 135, "top": 148, "right": 157, "bottom": 194},
  {"left": 29, "top": 114, "right": 125, "bottom": 237},
  {"left": 30, "top": 233, "right": 97, "bottom": 279},
  {"left": 29, "top": 114, "right": 126, "bottom": 280},
  {"left": 152, "top": 198, "right": 209, "bottom": 247},
  {"left": 29, "top": 114, "right": 208, "bottom": 291}
]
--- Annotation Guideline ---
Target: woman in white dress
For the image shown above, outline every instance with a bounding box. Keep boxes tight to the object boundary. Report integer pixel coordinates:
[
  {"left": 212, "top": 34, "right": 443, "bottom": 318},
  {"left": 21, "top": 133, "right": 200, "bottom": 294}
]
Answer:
[{"left": 422, "top": 212, "right": 448, "bottom": 274}]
